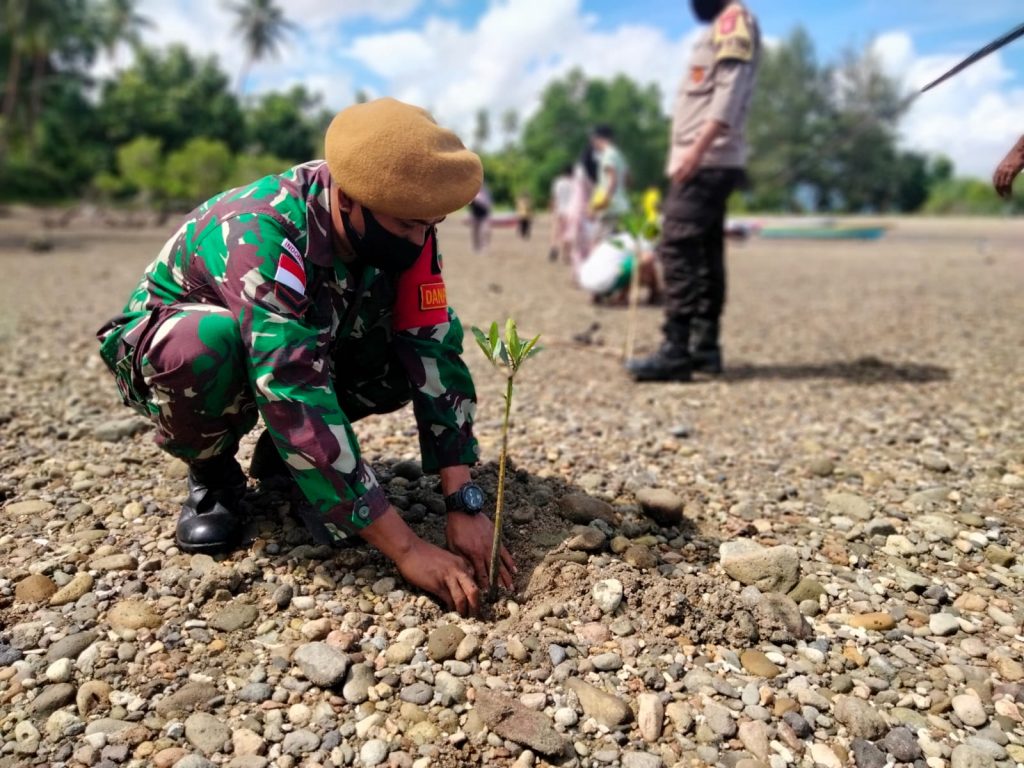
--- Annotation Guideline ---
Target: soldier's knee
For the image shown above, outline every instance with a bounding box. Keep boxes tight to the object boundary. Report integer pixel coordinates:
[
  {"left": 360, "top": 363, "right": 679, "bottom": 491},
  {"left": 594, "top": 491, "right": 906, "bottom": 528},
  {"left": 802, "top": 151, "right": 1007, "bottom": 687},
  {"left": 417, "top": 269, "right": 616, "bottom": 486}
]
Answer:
[
  {"left": 194, "top": 311, "right": 244, "bottom": 364},
  {"left": 144, "top": 307, "right": 243, "bottom": 383}
]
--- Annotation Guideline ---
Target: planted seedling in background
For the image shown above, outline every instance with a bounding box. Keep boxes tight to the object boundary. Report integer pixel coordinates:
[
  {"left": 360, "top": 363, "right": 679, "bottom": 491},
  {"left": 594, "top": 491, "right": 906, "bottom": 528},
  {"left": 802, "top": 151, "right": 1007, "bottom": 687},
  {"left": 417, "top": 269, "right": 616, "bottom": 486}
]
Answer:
[{"left": 471, "top": 318, "right": 542, "bottom": 601}]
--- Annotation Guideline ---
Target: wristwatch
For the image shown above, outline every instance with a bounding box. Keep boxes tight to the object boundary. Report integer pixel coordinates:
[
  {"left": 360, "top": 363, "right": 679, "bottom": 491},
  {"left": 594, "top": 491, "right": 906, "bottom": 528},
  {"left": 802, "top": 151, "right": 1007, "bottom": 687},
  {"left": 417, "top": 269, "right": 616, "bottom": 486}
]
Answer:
[{"left": 444, "top": 482, "right": 486, "bottom": 515}]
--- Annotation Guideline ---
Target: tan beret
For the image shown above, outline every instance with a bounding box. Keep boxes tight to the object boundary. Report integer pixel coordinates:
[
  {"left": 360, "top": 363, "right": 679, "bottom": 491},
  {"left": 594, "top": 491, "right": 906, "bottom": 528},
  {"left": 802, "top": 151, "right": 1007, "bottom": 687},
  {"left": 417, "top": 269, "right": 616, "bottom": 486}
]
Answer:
[{"left": 325, "top": 97, "right": 483, "bottom": 220}]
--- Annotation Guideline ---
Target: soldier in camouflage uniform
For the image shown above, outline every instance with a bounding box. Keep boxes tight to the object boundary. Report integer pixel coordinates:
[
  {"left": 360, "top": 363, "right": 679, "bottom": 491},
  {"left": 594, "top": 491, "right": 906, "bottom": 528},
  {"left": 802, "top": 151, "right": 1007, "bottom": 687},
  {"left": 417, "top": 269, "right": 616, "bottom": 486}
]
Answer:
[
  {"left": 627, "top": 0, "right": 760, "bottom": 381},
  {"left": 97, "top": 98, "right": 514, "bottom": 615}
]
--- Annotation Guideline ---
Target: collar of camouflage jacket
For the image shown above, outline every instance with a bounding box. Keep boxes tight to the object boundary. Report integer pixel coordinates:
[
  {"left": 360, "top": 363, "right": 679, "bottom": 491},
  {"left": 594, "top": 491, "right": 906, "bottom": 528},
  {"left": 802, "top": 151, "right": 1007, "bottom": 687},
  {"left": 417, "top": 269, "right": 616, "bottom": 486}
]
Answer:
[{"left": 303, "top": 161, "right": 340, "bottom": 268}]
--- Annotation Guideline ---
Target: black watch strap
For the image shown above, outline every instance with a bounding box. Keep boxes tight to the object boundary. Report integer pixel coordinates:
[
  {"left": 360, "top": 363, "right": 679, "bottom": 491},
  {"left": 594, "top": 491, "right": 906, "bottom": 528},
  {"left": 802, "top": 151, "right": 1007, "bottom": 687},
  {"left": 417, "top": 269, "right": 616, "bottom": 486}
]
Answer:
[{"left": 445, "top": 482, "right": 485, "bottom": 514}]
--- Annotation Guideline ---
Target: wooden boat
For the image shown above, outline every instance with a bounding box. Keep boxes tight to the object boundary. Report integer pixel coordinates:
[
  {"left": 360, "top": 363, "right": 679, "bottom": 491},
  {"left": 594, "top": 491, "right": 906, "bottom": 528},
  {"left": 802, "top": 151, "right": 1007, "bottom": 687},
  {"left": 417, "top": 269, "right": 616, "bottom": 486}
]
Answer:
[{"left": 758, "top": 224, "right": 887, "bottom": 241}]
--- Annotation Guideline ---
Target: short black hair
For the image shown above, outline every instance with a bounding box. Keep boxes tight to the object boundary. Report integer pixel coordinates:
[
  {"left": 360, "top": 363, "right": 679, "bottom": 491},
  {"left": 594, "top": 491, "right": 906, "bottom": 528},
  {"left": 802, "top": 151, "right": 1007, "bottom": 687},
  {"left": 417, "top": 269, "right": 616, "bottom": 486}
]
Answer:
[
  {"left": 591, "top": 124, "right": 615, "bottom": 140},
  {"left": 580, "top": 146, "right": 598, "bottom": 183}
]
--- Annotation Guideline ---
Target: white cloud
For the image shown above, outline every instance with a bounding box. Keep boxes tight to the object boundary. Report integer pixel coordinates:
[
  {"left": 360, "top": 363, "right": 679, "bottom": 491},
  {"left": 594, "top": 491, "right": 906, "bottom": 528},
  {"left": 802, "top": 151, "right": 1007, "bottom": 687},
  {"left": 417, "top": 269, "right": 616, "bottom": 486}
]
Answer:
[
  {"left": 873, "top": 31, "right": 1024, "bottom": 178},
  {"left": 344, "top": 0, "right": 695, "bottom": 145},
  {"left": 285, "top": 0, "right": 421, "bottom": 25}
]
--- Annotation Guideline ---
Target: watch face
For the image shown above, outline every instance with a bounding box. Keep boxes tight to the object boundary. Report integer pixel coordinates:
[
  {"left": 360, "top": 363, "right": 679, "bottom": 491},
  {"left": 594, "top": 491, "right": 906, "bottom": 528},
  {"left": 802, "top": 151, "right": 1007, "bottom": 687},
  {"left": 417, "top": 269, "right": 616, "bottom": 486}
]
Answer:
[{"left": 463, "top": 485, "right": 486, "bottom": 511}]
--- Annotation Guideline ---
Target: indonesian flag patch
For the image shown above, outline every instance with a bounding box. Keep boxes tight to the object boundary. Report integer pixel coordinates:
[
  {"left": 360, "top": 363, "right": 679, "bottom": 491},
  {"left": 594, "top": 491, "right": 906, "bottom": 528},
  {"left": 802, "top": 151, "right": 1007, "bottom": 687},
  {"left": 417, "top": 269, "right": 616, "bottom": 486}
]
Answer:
[{"left": 274, "top": 239, "right": 306, "bottom": 295}]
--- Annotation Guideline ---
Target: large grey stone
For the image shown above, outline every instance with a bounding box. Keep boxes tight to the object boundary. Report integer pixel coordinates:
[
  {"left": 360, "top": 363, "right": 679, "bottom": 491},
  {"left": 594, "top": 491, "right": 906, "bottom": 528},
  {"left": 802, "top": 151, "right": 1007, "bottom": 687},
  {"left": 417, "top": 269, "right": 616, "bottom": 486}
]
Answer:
[
  {"left": 293, "top": 643, "right": 349, "bottom": 687},
  {"left": 427, "top": 624, "right": 465, "bottom": 662},
  {"left": 155, "top": 682, "right": 219, "bottom": 717},
  {"left": 833, "top": 695, "right": 888, "bottom": 739},
  {"left": 29, "top": 683, "right": 75, "bottom": 715},
  {"left": 826, "top": 492, "right": 873, "bottom": 520},
  {"left": 46, "top": 632, "right": 98, "bottom": 663},
  {"left": 209, "top": 601, "right": 259, "bottom": 632},
  {"left": 634, "top": 488, "right": 684, "bottom": 527},
  {"left": 185, "top": 712, "right": 230, "bottom": 755},
  {"left": 474, "top": 689, "right": 568, "bottom": 756},
  {"left": 951, "top": 744, "right": 997, "bottom": 768},
  {"left": 719, "top": 540, "right": 800, "bottom": 594},
  {"left": 566, "top": 678, "right": 632, "bottom": 728},
  {"left": 558, "top": 493, "right": 618, "bottom": 525}
]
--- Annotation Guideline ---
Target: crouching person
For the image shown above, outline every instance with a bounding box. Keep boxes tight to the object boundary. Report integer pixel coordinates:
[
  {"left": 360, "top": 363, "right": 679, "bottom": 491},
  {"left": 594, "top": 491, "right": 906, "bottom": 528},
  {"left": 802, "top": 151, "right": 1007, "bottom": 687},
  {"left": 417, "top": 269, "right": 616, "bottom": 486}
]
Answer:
[{"left": 96, "top": 98, "right": 515, "bottom": 616}]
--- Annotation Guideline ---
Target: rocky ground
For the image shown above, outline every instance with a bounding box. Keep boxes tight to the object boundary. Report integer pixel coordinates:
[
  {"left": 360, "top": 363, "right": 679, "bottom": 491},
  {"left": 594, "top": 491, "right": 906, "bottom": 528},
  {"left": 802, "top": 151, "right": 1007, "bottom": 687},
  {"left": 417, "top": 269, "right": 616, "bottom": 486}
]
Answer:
[{"left": 0, "top": 208, "right": 1022, "bottom": 768}]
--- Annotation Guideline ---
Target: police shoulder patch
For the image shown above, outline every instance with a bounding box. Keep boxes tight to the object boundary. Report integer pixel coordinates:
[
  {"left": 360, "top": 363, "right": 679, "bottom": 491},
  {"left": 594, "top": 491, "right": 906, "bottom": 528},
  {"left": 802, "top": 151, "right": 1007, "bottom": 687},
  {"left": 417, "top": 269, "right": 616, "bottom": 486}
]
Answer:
[{"left": 713, "top": 7, "right": 754, "bottom": 63}]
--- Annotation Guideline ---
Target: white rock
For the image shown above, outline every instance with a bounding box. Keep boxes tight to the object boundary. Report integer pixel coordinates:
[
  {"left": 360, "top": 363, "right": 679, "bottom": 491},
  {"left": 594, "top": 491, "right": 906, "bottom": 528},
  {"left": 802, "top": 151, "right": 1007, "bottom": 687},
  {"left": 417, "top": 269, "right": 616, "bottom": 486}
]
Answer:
[
  {"left": 45, "top": 658, "right": 74, "bottom": 683},
  {"left": 592, "top": 579, "right": 623, "bottom": 614},
  {"left": 637, "top": 693, "right": 664, "bottom": 742},
  {"left": 361, "top": 738, "right": 389, "bottom": 767},
  {"left": 952, "top": 694, "right": 988, "bottom": 727},
  {"left": 809, "top": 743, "right": 843, "bottom": 768},
  {"left": 930, "top": 613, "right": 960, "bottom": 637}
]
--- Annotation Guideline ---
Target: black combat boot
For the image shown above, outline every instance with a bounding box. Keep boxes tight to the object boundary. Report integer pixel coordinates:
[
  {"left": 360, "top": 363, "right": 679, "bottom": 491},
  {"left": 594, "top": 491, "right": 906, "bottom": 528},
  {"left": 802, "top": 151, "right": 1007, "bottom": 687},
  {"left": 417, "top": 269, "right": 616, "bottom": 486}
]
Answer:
[
  {"left": 690, "top": 318, "right": 723, "bottom": 375},
  {"left": 175, "top": 453, "right": 247, "bottom": 553},
  {"left": 625, "top": 320, "right": 693, "bottom": 382}
]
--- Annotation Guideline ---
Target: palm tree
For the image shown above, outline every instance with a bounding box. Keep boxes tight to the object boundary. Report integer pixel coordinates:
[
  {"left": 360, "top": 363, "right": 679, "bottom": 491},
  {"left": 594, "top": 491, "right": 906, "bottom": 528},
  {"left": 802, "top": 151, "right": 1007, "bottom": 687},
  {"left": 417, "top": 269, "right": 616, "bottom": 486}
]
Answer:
[
  {"left": 224, "top": 0, "right": 296, "bottom": 95},
  {"left": 2, "top": 0, "right": 29, "bottom": 138},
  {"left": 100, "top": 0, "right": 152, "bottom": 61}
]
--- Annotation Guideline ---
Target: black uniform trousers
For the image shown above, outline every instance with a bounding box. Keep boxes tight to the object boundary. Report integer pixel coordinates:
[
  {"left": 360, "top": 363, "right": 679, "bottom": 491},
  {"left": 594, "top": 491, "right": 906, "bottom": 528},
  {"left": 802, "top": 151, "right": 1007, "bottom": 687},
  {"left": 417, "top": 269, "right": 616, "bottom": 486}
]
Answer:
[{"left": 658, "top": 167, "right": 745, "bottom": 350}]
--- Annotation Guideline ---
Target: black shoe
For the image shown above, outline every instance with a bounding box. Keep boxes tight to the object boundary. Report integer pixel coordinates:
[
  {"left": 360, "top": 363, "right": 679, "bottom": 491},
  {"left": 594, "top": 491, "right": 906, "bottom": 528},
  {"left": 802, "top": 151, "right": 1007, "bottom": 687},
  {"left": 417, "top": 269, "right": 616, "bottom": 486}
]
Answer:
[
  {"left": 625, "top": 347, "right": 693, "bottom": 382},
  {"left": 691, "top": 349, "right": 723, "bottom": 375},
  {"left": 690, "top": 319, "right": 722, "bottom": 374},
  {"left": 175, "top": 455, "right": 247, "bottom": 554},
  {"left": 249, "top": 429, "right": 290, "bottom": 484}
]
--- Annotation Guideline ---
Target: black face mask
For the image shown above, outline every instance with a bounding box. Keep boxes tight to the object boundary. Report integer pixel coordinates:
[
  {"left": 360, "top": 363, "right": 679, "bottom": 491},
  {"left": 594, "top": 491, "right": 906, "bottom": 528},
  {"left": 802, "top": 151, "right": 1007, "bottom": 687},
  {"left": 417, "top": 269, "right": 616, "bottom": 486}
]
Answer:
[
  {"left": 691, "top": 0, "right": 725, "bottom": 22},
  {"left": 341, "top": 205, "right": 425, "bottom": 273}
]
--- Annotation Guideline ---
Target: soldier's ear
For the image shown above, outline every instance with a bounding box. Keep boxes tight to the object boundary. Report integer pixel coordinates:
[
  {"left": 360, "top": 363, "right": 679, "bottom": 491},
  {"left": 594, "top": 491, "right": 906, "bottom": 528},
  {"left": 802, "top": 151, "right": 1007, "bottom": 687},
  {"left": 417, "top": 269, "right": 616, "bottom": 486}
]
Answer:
[{"left": 336, "top": 187, "right": 353, "bottom": 214}]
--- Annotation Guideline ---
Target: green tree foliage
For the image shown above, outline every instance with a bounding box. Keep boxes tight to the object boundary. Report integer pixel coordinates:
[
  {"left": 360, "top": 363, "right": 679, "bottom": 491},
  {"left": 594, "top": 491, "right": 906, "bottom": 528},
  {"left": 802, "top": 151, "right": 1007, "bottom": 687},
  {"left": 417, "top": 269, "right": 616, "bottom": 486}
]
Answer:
[
  {"left": 245, "top": 85, "right": 321, "bottom": 162},
  {"left": 0, "top": 8, "right": 1013, "bottom": 214},
  {"left": 924, "top": 178, "right": 1023, "bottom": 215},
  {"left": 1, "top": 0, "right": 100, "bottom": 147},
  {"left": 745, "top": 28, "right": 832, "bottom": 210},
  {"left": 488, "top": 68, "right": 668, "bottom": 208},
  {"left": 116, "top": 135, "right": 163, "bottom": 194},
  {"left": 745, "top": 28, "right": 946, "bottom": 214},
  {"left": 163, "top": 137, "right": 235, "bottom": 205},
  {"left": 99, "top": 44, "right": 244, "bottom": 153}
]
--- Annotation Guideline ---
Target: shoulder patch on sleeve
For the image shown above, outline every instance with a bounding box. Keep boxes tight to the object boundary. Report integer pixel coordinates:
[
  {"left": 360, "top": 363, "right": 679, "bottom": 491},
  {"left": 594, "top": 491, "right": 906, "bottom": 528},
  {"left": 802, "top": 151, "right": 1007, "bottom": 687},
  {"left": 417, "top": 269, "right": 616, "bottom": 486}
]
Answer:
[
  {"left": 713, "top": 7, "right": 754, "bottom": 62},
  {"left": 393, "top": 232, "right": 449, "bottom": 332}
]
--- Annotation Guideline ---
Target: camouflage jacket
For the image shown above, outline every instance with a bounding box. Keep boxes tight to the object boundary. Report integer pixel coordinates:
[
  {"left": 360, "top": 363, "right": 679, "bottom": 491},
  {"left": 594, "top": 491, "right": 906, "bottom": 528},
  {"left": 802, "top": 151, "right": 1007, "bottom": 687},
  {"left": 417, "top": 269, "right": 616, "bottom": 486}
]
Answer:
[{"left": 98, "top": 161, "right": 479, "bottom": 541}]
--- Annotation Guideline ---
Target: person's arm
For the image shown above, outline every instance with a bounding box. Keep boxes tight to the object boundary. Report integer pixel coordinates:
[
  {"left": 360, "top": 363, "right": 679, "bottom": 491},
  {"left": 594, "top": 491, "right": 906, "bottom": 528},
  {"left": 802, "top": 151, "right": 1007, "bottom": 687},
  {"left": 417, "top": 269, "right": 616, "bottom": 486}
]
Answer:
[
  {"left": 391, "top": 235, "right": 516, "bottom": 590},
  {"left": 671, "top": 119, "right": 727, "bottom": 184},
  {"left": 209, "top": 215, "right": 480, "bottom": 613},
  {"left": 994, "top": 134, "right": 1024, "bottom": 198}
]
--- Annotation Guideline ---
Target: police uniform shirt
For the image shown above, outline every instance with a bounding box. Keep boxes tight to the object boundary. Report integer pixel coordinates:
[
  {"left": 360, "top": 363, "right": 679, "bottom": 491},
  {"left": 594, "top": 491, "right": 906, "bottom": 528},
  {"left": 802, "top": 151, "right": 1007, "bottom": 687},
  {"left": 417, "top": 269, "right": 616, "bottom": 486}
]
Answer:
[{"left": 668, "top": 1, "right": 761, "bottom": 172}]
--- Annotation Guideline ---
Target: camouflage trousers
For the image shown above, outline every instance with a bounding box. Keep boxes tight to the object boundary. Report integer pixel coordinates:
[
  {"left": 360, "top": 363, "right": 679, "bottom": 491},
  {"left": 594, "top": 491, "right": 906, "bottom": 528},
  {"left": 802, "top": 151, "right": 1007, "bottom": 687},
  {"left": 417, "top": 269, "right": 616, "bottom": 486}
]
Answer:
[{"left": 108, "top": 303, "right": 412, "bottom": 464}]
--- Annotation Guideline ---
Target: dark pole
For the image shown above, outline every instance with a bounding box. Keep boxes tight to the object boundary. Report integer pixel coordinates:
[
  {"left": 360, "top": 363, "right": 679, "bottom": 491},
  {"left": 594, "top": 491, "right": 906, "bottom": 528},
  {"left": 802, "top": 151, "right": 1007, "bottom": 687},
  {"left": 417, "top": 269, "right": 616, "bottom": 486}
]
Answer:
[{"left": 919, "top": 22, "right": 1024, "bottom": 93}]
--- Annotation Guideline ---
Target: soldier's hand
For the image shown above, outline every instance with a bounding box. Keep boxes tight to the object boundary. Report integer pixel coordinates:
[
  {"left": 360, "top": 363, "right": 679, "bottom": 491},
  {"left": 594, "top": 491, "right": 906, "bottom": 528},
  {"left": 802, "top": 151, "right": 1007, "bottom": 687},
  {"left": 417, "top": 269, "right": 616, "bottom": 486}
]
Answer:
[
  {"left": 993, "top": 153, "right": 1023, "bottom": 199},
  {"left": 446, "top": 511, "right": 516, "bottom": 592},
  {"left": 396, "top": 539, "right": 480, "bottom": 616}
]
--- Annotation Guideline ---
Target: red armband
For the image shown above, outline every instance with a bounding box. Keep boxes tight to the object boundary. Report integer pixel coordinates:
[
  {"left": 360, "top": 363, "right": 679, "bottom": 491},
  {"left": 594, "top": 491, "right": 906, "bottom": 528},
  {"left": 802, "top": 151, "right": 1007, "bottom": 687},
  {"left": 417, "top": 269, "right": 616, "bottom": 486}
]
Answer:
[{"left": 392, "top": 232, "right": 449, "bottom": 331}]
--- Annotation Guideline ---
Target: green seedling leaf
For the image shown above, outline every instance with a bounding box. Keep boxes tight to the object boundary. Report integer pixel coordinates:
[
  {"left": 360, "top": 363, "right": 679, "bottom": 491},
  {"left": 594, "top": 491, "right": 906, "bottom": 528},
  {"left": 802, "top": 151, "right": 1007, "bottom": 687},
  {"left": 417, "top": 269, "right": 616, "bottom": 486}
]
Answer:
[
  {"left": 472, "top": 326, "right": 493, "bottom": 359},
  {"left": 521, "top": 335, "right": 542, "bottom": 361},
  {"left": 488, "top": 321, "right": 499, "bottom": 355},
  {"left": 505, "top": 317, "right": 521, "bottom": 361}
]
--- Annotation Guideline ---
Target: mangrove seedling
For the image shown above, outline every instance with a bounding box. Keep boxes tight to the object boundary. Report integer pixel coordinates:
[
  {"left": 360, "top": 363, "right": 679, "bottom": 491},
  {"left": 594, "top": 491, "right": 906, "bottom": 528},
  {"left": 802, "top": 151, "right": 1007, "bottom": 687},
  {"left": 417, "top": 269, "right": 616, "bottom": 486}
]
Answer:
[{"left": 471, "top": 318, "right": 542, "bottom": 601}]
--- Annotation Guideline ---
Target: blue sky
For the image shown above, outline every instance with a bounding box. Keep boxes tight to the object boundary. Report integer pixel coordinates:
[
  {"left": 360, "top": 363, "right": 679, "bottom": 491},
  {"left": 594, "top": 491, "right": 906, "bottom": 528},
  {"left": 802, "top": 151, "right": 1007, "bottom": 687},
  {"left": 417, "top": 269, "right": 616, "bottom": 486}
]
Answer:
[{"left": 127, "top": 0, "right": 1024, "bottom": 177}]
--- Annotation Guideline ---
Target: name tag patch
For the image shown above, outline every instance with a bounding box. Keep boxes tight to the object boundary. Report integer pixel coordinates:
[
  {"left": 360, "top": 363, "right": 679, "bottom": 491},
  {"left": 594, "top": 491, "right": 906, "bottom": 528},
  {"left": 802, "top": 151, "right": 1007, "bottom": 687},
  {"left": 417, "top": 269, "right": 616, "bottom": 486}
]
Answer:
[{"left": 420, "top": 282, "right": 447, "bottom": 311}]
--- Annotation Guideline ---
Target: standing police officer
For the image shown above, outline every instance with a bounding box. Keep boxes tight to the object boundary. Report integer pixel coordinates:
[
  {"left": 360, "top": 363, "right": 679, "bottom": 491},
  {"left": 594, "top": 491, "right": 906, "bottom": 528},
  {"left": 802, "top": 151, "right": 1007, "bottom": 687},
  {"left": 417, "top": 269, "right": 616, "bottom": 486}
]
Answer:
[
  {"left": 97, "top": 99, "right": 514, "bottom": 616},
  {"left": 627, "top": 0, "right": 760, "bottom": 381}
]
